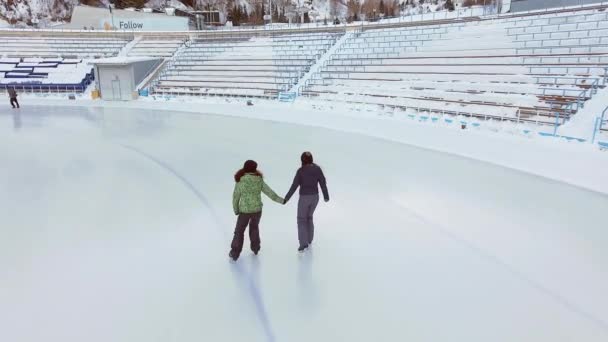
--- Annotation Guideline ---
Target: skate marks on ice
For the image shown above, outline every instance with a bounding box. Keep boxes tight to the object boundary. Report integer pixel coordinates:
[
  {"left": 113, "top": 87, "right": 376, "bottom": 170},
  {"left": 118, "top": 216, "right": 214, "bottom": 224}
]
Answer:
[
  {"left": 391, "top": 195, "right": 608, "bottom": 335},
  {"left": 120, "top": 143, "right": 277, "bottom": 342}
]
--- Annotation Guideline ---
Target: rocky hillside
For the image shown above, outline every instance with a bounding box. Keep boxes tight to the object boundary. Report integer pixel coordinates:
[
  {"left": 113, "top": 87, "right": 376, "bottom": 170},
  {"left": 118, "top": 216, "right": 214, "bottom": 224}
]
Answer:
[{"left": 0, "top": 0, "right": 472, "bottom": 27}]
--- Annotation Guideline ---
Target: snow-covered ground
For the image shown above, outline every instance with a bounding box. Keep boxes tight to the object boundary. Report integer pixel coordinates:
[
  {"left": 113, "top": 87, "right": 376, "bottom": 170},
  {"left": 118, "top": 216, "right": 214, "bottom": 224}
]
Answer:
[{"left": 1, "top": 103, "right": 607, "bottom": 342}]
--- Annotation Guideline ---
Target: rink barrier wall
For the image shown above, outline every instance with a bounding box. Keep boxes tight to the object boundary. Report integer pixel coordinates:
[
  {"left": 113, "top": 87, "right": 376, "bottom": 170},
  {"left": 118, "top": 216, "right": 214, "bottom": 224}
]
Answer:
[
  {"left": 140, "top": 94, "right": 608, "bottom": 149},
  {"left": 19, "top": 98, "right": 608, "bottom": 196}
]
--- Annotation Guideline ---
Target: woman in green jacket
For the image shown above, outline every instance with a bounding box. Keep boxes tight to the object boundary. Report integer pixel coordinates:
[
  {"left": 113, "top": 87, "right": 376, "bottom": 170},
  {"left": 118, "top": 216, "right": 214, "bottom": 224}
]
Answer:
[{"left": 229, "top": 160, "right": 284, "bottom": 261}]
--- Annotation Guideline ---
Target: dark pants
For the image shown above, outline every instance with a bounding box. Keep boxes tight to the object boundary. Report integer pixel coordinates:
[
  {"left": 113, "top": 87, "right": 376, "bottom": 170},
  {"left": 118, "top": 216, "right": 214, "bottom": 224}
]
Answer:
[
  {"left": 298, "top": 194, "right": 319, "bottom": 248},
  {"left": 230, "top": 212, "right": 262, "bottom": 259},
  {"left": 10, "top": 97, "right": 19, "bottom": 108}
]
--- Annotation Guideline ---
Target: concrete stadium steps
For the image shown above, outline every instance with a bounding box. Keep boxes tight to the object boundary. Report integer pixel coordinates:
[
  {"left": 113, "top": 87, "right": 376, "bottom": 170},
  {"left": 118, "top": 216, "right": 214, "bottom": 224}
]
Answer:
[
  {"left": 322, "top": 64, "right": 607, "bottom": 76},
  {"left": 127, "top": 37, "right": 187, "bottom": 58},
  {"left": 152, "top": 31, "right": 345, "bottom": 99},
  {"left": 309, "top": 84, "right": 543, "bottom": 107},
  {"left": 168, "top": 65, "right": 304, "bottom": 72},
  {"left": 298, "top": 6, "right": 608, "bottom": 126},
  {"left": 311, "top": 77, "right": 541, "bottom": 94},
  {"left": 157, "top": 80, "right": 286, "bottom": 89},
  {"left": 180, "top": 52, "right": 321, "bottom": 59},
  {"left": 174, "top": 59, "right": 311, "bottom": 66},
  {"left": 159, "top": 76, "right": 294, "bottom": 83},
  {"left": 152, "top": 86, "right": 278, "bottom": 98},
  {"left": 513, "top": 28, "right": 608, "bottom": 41},
  {"left": 506, "top": 11, "right": 608, "bottom": 28},
  {"left": 302, "top": 90, "right": 572, "bottom": 125},
  {"left": 0, "top": 36, "right": 129, "bottom": 58},
  {"left": 162, "top": 72, "right": 296, "bottom": 80}
]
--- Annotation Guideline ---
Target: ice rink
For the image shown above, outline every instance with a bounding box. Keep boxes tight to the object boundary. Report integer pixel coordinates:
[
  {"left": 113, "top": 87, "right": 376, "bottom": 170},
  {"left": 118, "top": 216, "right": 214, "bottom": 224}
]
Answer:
[{"left": 1, "top": 105, "right": 608, "bottom": 342}]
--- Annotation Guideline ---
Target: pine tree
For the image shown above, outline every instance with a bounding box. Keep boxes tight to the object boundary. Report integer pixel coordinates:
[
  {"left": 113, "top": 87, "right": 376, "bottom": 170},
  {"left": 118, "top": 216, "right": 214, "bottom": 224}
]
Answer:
[
  {"left": 379, "top": 0, "right": 385, "bottom": 15},
  {"left": 231, "top": 4, "right": 241, "bottom": 26},
  {"left": 272, "top": 4, "right": 279, "bottom": 21},
  {"left": 392, "top": 0, "right": 399, "bottom": 16},
  {"left": 114, "top": 0, "right": 146, "bottom": 9},
  {"left": 445, "top": 0, "right": 455, "bottom": 11},
  {"left": 242, "top": 5, "right": 250, "bottom": 24},
  {"left": 347, "top": 0, "right": 362, "bottom": 21}
]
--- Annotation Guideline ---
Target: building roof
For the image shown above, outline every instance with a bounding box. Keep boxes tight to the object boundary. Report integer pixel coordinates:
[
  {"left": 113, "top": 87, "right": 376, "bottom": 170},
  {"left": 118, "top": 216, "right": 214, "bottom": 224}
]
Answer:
[{"left": 91, "top": 57, "right": 160, "bottom": 66}]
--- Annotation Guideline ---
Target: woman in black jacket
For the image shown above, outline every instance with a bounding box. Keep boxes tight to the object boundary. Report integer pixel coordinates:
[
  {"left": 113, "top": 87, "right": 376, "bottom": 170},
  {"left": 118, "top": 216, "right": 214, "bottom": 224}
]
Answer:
[{"left": 284, "top": 152, "right": 330, "bottom": 252}]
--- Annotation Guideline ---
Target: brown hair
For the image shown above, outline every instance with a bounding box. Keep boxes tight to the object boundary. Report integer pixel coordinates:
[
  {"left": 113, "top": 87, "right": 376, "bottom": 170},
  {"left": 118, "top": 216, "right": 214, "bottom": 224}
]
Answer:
[
  {"left": 301, "top": 151, "right": 313, "bottom": 166},
  {"left": 234, "top": 160, "right": 263, "bottom": 182}
]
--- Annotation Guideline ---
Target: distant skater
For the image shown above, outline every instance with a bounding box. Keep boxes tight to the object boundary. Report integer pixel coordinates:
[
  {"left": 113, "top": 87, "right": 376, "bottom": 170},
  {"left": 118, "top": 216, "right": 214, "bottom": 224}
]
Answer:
[
  {"left": 230, "top": 160, "right": 284, "bottom": 261},
  {"left": 8, "top": 87, "right": 19, "bottom": 109},
  {"left": 284, "top": 152, "right": 330, "bottom": 252}
]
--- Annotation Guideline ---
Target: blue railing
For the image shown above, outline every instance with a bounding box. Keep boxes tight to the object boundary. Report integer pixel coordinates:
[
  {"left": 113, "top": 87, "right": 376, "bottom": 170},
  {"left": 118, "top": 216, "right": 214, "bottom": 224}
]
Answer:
[
  {"left": 278, "top": 91, "right": 297, "bottom": 102},
  {"left": 591, "top": 105, "right": 608, "bottom": 144}
]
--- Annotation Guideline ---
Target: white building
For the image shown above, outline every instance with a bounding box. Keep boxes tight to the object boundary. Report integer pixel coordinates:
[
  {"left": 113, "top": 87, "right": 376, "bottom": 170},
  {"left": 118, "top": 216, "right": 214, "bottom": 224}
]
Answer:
[
  {"left": 61, "top": 5, "right": 189, "bottom": 31},
  {"left": 92, "top": 57, "right": 162, "bottom": 101}
]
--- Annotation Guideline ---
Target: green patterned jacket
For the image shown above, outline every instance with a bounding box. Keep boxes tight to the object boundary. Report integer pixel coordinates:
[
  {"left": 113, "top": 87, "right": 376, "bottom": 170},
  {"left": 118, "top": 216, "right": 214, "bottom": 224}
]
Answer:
[{"left": 233, "top": 174, "right": 284, "bottom": 214}]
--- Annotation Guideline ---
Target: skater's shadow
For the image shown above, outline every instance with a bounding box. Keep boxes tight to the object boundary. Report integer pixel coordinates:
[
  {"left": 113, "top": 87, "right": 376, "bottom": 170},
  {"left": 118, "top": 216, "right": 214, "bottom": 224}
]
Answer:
[
  {"left": 249, "top": 254, "right": 261, "bottom": 282},
  {"left": 297, "top": 249, "right": 319, "bottom": 312},
  {"left": 12, "top": 110, "right": 21, "bottom": 131}
]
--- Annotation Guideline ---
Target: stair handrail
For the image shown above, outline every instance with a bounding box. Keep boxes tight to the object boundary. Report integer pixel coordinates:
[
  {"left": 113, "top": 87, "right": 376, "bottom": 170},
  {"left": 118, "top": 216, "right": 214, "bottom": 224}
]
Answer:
[{"left": 592, "top": 105, "right": 608, "bottom": 144}]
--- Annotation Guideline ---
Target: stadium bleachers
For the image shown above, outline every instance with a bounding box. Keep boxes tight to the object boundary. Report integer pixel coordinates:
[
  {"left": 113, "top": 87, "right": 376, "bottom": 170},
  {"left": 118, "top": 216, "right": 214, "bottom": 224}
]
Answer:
[
  {"left": 0, "top": 34, "right": 130, "bottom": 93},
  {"left": 2, "top": 3, "right": 607, "bottom": 126},
  {"left": 0, "top": 35, "right": 130, "bottom": 58},
  {"left": 0, "top": 57, "right": 94, "bottom": 93},
  {"left": 128, "top": 36, "right": 188, "bottom": 58},
  {"left": 151, "top": 32, "right": 343, "bottom": 98},
  {"left": 301, "top": 7, "right": 608, "bottom": 125}
]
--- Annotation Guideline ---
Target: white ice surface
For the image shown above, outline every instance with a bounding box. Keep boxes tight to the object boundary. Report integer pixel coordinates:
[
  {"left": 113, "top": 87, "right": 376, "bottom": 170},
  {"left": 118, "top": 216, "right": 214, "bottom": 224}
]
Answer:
[{"left": 1, "top": 105, "right": 608, "bottom": 342}]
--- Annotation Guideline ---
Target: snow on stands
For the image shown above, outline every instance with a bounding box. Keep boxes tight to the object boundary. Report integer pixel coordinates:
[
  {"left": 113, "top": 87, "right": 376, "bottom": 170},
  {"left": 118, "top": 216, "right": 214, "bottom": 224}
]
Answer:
[
  {"left": 153, "top": 32, "right": 343, "bottom": 98},
  {"left": 2, "top": 4, "right": 608, "bottom": 142},
  {"left": 0, "top": 35, "right": 129, "bottom": 58},
  {"left": 0, "top": 33, "right": 130, "bottom": 92},
  {"left": 560, "top": 87, "right": 608, "bottom": 141},
  {"left": 127, "top": 36, "right": 188, "bottom": 58},
  {"left": 0, "top": 58, "right": 94, "bottom": 92},
  {"left": 300, "top": 7, "right": 608, "bottom": 127}
]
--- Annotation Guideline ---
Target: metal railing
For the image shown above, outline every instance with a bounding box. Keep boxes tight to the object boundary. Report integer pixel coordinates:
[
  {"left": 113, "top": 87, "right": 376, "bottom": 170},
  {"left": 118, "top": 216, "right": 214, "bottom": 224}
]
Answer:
[
  {"left": 516, "top": 45, "right": 608, "bottom": 55},
  {"left": 591, "top": 105, "right": 608, "bottom": 144},
  {"left": 0, "top": 82, "right": 91, "bottom": 94},
  {"left": 505, "top": 8, "right": 608, "bottom": 27},
  {"left": 515, "top": 36, "right": 608, "bottom": 48},
  {"left": 511, "top": 26, "right": 608, "bottom": 40},
  {"left": 523, "top": 55, "right": 608, "bottom": 65},
  {"left": 528, "top": 65, "right": 608, "bottom": 76},
  {"left": 296, "top": 91, "right": 562, "bottom": 127},
  {"left": 150, "top": 87, "right": 279, "bottom": 100}
]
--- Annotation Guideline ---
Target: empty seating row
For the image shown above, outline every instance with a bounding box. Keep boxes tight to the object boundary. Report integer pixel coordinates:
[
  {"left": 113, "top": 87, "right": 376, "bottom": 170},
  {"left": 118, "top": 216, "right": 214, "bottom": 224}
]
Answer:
[
  {"left": 302, "top": 7, "right": 608, "bottom": 126},
  {"left": 0, "top": 35, "right": 130, "bottom": 58},
  {"left": 128, "top": 37, "right": 187, "bottom": 58},
  {"left": 152, "top": 33, "right": 343, "bottom": 98}
]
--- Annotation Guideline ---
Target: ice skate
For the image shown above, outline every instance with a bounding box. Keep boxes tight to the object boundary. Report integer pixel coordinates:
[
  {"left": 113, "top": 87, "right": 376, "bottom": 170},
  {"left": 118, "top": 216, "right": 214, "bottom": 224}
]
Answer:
[{"left": 228, "top": 251, "right": 238, "bottom": 262}]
